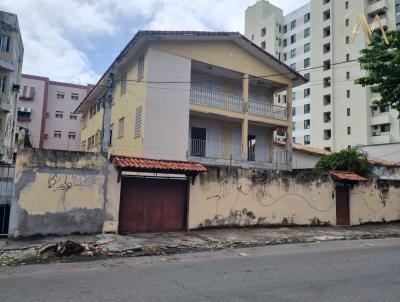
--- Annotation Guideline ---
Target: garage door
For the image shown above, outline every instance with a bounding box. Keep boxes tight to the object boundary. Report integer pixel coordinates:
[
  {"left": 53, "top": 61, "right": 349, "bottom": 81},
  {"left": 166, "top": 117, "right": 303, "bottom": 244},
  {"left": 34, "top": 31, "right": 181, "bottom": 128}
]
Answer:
[{"left": 119, "top": 177, "right": 187, "bottom": 233}]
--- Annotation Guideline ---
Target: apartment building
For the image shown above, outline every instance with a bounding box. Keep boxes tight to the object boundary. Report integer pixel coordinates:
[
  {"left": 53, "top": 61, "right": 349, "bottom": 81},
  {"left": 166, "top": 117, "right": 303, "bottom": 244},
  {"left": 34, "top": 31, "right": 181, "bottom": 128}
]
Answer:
[
  {"left": 245, "top": 0, "right": 400, "bottom": 151},
  {"left": 17, "top": 75, "right": 92, "bottom": 151},
  {"left": 76, "top": 31, "right": 305, "bottom": 171},
  {"left": 0, "top": 11, "right": 23, "bottom": 163}
]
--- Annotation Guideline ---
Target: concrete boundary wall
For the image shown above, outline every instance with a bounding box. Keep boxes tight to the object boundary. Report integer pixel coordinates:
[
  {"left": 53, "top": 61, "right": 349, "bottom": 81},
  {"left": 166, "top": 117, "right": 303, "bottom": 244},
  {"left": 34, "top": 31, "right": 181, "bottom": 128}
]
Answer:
[
  {"left": 188, "top": 167, "right": 400, "bottom": 229},
  {"left": 9, "top": 148, "right": 120, "bottom": 237}
]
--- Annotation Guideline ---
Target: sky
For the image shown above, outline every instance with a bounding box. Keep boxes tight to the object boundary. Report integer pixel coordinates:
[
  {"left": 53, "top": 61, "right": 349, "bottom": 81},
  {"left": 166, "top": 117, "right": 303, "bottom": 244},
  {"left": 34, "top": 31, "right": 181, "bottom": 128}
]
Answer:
[{"left": 0, "top": 0, "right": 309, "bottom": 85}]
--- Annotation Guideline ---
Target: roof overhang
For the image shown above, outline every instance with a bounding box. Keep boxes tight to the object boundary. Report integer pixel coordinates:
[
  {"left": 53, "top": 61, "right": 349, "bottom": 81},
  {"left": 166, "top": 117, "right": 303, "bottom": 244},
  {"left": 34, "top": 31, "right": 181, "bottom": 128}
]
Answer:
[
  {"left": 75, "top": 31, "right": 307, "bottom": 114},
  {"left": 329, "top": 171, "right": 368, "bottom": 182}
]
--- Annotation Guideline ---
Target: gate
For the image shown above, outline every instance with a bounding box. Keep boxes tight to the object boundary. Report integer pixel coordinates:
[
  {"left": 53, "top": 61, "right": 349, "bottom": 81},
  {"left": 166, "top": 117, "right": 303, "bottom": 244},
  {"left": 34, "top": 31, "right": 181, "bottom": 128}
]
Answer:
[{"left": 0, "top": 165, "right": 15, "bottom": 236}]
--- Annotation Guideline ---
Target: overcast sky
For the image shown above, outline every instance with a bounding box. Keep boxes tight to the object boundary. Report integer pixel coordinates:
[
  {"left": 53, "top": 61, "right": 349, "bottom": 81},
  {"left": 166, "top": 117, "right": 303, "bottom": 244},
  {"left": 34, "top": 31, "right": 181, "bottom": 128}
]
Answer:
[{"left": 0, "top": 0, "right": 309, "bottom": 84}]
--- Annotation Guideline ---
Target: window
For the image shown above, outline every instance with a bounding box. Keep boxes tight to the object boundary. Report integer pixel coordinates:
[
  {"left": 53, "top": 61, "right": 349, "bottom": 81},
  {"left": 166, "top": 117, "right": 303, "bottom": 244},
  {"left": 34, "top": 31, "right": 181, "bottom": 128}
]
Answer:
[
  {"left": 346, "top": 71, "right": 350, "bottom": 80},
  {"left": 283, "top": 39, "right": 287, "bottom": 47},
  {"left": 347, "top": 108, "right": 351, "bottom": 116},
  {"left": 283, "top": 25, "right": 287, "bottom": 33},
  {"left": 109, "top": 124, "right": 113, "bottom": 146},
  {"left": 323, "top": 94, "right": 331, "bottom": 105},
  {"left": 323, "top": 59, "right": 331, "bottom": 71},
  {"left": 261, "top": 41, "right": 266, "bottom": 49},
  {"left": 120, "top": 72, "right": 127, "bottom": 96},
  {"left": 323, "top": 43, "right": 331, "bottom": 53},
  {"left": 279, "top": 38, "right": 281, "bottom": 47},
  {"left": 69, "top": 113, "right": 78, "bottom": 120},
  {"left": 290, "top": 63, "right": 296, "bottom": 70},
  {"left": 56, "top": 92, "right": 65, "bottom": 99},
  {"left": 89, "top": 99, "right": 103, "bottom": 118},
  {"left": 346, "top": 36, "right": 350, "bottom": 44},
  {"left": 81, "top": 140, "right": 86, "bottom": 151},
  {"left": 304, "top": 58, "right": 310, "bottom": 68},
  {"left": 304, "top": 43, "right": 310, "bottom": 53},
  {"left": 292, "top": 91, "right": 296, "bottom": 100},
  {"left": 323, "top": 77, "right": 331, "bottom": 88},
  {"left": 290, "top": 49, "right": 296, "bottom": 58},
  {"left": 0, "top": 35, "right": 10, "bottom": 52},
  {"left": 304, "top": 88, "right": 310, "bottom": 98},
  {"left": 279, "top": 24, "right": 282, "bottom": 33},
  {"left": 138, "top": 55, "right": 144, "bottom": 80},
  {"left": 324, "top": 112, "right": 331, "bottom": 123},
  {"left": 261, "top": 27, "right": 266, "bottom": 36},
  {"left": 380, "top": 104, "right": 390, "bottom": 113},
  {"left": 88, "top": 135, "right": 95, "bottom": 149},
  {"left": 323, "top": 26, "right": 330, "bottom": 38},
  {"left": 0, "top": 75, "right": 6, "bottom": 93},
  {"left": 304, "top": 135, "right": 310, "bottom": 145},
  {"left": 293, "top": 137, "right": 296, "bottom": 144},
  {"left": 54, "top": 131, "right": 62, "bottom": 138},
  {"left": 304, "top": 104, "right": 310, "bottom": 114},
  {"left": 292, "top": 122, "right": 296, "bottom": 131},
  {"left": 345, "top": 18, "right": 349, "bottom": 27},
  {"left": 291, "top": 20, "right": 296, "bottom": 30},
  {"left": 324, "top": 129, "right": 331, "bottom": 140},
  {"left": 347, "top": 90, "right": 350, "bottom": 98},
  {"left": 68, "top": 132, "right": 76, "bottom": 140},
  {"left": 134, "top": 106, "right": 142, "bottom": 138},
  {"left": 283, "top": 53, "right": 287, "bottom": 61},
  {"left": 55, "top": 111, "right": 64, "bottom": 118},
  {"left": 118, "top": 117, "right": 125, "bottom": 138},
  {"left": 71, "top": 93, "right": 79, "bottom": 100},
  {"left": 304, "top": 73, "right": 310, "bottom": 81},
  {"left": 291, "top": 34, "right": 296, "bottom": 44},
  {"left": 345, "top": 1, "right": 349, "bottom": 9},
  {"left": 323, "top": 0, "right": 330, "bottom": 4},
  {"left": 323, "top": 10, "right": 330, "bottom": 21},
  {"left": 304, "top": 13, "right": 310, "bottom": 23},
  {"left": 346, "top": 54, "right": 350, "bottom": 62},
  {"left": 304, "top": 119, "right": 311, "bottom": 129},
  {"left": 381, "top": 124, "right": 390, "bottom": 132},
  {"left": 292, "top": 107, "right": 296, "bottom": 116},
  {"left": 304, "top": 27, "right": 310, "bottom": 38},
  {"left": 347, "top": 127, "right": 351, "bottom": 135}
]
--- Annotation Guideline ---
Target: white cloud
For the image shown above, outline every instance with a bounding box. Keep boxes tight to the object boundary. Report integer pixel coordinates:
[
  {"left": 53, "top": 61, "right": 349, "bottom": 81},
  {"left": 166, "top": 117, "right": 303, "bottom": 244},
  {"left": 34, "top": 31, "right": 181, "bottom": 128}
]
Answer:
[{"left": 0, "top": 0, "right": 309, "bottom": 84}]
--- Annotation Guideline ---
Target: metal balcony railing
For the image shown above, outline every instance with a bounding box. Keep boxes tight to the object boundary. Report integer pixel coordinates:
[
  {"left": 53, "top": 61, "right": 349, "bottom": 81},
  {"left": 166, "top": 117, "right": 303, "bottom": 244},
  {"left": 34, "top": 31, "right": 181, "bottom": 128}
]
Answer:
[
  {"left": 248, "top": 99, "right": 288, "bottom": 120},
  {"left": 190, "top": 87, "right": 244, "bottom": 113},
  {"left": 190, "top": 139, "right": 242, "bottom": 161}
]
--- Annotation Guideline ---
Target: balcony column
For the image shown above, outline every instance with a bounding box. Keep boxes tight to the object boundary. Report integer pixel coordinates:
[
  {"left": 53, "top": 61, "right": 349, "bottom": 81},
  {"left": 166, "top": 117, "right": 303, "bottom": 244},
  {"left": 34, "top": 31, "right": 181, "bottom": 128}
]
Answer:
[
  {"left": 242, "top": 74, "right": 249, "bottom": 160},
  {"left": 286, "top": 84, "right": 293, "bottom": 170}
]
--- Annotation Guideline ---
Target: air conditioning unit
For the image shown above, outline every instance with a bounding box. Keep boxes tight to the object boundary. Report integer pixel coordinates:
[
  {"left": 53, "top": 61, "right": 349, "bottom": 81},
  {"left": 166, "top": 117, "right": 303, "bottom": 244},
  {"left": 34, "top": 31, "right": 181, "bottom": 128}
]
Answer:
[{"left": 372, "top": 131, "right": 381, "bottom": 137}]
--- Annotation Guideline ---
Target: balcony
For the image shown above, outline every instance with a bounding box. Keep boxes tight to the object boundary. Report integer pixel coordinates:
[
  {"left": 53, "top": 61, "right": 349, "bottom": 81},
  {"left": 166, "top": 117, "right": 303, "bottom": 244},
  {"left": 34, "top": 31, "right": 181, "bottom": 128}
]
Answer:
[
  {"left": 371, "top": 132, "right": 392, "bottom": 144},
  {"left": 190, "top": 87, "right": 288, "bottom": 121},
  {"left": 370, "top": 114, "right": 391, "bottom": 125},
  {"left": 190, "top": 87, "right": 244, "bottom": 113},
  {"left": 189, "top": 138, "right": 289, "bottom": 169},
  {"left": 17, "top": 116, "right": 31, "bottom": 123},
  {"left": 248, "top": 99, "right": 287, "bottom": 120},
  {"left": 367, "top": 0, "right": 389, "bottom": 14}
]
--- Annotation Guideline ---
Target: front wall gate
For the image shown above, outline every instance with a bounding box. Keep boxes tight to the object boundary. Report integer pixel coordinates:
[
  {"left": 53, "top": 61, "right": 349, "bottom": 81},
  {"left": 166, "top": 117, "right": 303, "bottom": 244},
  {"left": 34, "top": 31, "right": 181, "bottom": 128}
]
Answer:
[{"left": 0, "top": 165, "right": 14, "bottom": 236}]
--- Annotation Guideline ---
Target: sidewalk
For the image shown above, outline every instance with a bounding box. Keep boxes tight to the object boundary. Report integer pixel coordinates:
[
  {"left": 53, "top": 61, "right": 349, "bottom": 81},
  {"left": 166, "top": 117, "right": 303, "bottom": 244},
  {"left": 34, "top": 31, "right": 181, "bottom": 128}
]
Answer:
[{"left": 1, "top": 223, "right": 400, "bottom": 266}]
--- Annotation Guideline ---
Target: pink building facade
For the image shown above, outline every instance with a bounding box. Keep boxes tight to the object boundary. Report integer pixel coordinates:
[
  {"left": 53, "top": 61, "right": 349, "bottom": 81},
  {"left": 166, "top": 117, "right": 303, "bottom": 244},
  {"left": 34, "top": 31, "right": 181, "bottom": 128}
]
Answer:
[{"left": 17, "top": 75, "right": 92, "bottom": 151}]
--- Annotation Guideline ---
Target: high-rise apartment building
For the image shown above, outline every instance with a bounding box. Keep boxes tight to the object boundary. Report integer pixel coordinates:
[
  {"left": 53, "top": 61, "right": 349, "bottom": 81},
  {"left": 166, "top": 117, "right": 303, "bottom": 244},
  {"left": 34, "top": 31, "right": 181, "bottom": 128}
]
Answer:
[
  {"left": 17, "top": 75, "right": 92, "bottom": 151},
  {"left": 245, "top": 0, "right": 400, "bottom": 151}
]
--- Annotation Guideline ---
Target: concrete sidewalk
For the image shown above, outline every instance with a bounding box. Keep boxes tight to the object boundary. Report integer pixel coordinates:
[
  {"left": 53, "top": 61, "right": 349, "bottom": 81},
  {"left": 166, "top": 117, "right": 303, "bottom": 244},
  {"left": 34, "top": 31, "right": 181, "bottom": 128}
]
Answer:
[{"left": 1, "top": 223, "right": 400, "bottom": 266}]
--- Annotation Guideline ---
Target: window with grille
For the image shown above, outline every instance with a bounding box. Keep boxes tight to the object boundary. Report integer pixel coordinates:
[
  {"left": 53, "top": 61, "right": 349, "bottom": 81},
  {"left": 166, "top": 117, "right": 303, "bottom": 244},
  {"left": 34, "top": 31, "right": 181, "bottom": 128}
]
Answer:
[
  {"left": 54, "top": 131, "right": 62, "bottom": 138},
  {"left": 118, "top": 117, "right": 125, "bottom": 138},
  {"left": 71, "top": 93, "right": 79, "bottom": 100},
  {"left": 56, "top": 92, "right": 65, "bottom": 99},
  {"left": 68, "top": 132, "right": 76, "bottom": 139},
  {"left": 55, "top": 111, "right": 64, "bottom": 118},
  {"left": 134, "top": 107, "right": 142, "bottom": 138},
  {"left": 0, "top": 35, "right": 10, "bottom": 52}
]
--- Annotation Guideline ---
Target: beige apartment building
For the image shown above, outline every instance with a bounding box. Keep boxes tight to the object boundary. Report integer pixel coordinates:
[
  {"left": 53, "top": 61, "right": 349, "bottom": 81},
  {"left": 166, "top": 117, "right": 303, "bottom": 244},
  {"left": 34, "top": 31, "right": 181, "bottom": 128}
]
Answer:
[
  {"left": 17, "top": 75, "right": 92, "bottom": 151},
  {"left": 0, "top": 11, "right": 23, "bottom": 163},
  {"left": 246, "top": 0, "right": 400, "bottom": 152}
]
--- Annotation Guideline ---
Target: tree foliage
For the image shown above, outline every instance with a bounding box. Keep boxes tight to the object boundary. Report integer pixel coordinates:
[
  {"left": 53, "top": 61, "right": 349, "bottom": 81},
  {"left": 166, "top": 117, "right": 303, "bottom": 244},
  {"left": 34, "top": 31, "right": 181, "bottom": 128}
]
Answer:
[
  {"left": 355, "top": 30, "right": 400, "bottom": 117},
  {"left": 315, "top": 147, "right": 372, "bottom": 177}
]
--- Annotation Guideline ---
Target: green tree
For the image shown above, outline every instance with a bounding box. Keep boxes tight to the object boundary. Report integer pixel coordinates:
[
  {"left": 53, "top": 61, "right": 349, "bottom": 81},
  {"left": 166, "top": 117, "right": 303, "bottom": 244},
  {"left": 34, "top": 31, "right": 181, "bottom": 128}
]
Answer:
[
  {"left": 315, "top": 147, "right": 372, "bottom": 177},
  {"left": 356, "top": 30, "right": 400, "bottom": 117}
]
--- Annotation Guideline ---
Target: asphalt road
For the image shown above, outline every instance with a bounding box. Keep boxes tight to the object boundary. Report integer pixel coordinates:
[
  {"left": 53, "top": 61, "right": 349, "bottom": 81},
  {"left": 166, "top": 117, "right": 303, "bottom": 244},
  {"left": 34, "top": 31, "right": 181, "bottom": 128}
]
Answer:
[{"left": 1, "top": 238, "right": 400, "bottom": 302}]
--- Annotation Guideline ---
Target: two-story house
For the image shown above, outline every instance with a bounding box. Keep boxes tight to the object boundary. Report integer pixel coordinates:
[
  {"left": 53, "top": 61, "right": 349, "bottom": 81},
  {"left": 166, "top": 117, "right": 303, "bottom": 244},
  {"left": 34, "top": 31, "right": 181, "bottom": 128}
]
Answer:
[{"left": 76, "top": 31, "right": 306, "bottom": 171}]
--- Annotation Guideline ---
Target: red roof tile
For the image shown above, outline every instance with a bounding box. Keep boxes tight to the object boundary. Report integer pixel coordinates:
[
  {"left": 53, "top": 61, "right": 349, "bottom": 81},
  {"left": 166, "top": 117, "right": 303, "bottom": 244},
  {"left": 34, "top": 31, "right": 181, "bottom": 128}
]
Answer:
[
  {"left": 329, "top": 171, "right": 367, "bottom": 182},
  {"left": 112, "top": 156, "right": 207, "bottom": 173}
]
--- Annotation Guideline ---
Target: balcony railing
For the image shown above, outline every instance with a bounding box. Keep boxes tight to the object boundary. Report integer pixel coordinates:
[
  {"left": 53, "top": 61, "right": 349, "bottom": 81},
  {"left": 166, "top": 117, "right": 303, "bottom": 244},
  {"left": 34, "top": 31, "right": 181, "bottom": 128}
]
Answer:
[
  {"left": 189, "top": 139, "right": 288, "bottom": 165},
  {"left": 190, "top": 87, "right": 244, "bottom": 113},
  {"left": 248, "top": 99, "right": 287, "bottom": 120},
  {"left": 190, "top": 87, "right": 288, "bottom": 121}
]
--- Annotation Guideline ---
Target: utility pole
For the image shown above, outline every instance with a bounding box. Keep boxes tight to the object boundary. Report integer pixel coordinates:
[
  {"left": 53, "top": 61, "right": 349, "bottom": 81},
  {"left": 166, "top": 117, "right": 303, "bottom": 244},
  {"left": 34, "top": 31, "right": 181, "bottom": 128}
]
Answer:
[{"left": 100, "top": 73, "right": 114, "bottom": 155}]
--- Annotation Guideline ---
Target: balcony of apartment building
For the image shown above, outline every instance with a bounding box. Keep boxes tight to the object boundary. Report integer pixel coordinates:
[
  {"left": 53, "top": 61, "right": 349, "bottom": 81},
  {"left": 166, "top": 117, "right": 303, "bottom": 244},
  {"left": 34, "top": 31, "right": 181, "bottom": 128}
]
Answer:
[
  {"left": 370, "top": 104, "right": 392, "bottom": 144},
  {"left": 367, "top": 0, "right": 389, "bottom": 15},
  {"left": 17, "top": 107, "right": 32, "bottom": 123},
  {"left": 188, "top": 116, "right": 289, "bottom": 170}
]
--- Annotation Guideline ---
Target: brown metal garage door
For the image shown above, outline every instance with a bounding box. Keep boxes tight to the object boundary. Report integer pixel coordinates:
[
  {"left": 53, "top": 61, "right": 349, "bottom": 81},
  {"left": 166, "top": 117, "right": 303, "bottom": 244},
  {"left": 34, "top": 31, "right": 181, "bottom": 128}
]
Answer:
[{"left": 119, "top": 177, "right": 187, "bottom": 233}]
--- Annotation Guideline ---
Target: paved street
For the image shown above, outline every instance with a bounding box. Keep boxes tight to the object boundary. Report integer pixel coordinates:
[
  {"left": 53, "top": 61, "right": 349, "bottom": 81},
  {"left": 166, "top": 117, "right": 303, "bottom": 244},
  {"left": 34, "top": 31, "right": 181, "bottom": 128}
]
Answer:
[{"left": 1, "top": 238, "right": 399, "bottom": 302}]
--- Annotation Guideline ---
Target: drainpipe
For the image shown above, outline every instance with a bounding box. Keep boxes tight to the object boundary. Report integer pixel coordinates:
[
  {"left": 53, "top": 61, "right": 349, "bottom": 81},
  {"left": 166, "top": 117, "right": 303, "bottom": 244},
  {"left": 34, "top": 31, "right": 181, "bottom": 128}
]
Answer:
[{"left": 100, "top": 73, "right": 114, "bottom": 156}]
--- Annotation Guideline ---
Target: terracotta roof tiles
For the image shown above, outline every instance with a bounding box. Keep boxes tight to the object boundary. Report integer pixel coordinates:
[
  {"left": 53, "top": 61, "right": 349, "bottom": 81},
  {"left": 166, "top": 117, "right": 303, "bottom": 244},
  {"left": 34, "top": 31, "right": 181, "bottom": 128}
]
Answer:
[{"left": 329, "top": 171, "right": 367, "bottom": 182}]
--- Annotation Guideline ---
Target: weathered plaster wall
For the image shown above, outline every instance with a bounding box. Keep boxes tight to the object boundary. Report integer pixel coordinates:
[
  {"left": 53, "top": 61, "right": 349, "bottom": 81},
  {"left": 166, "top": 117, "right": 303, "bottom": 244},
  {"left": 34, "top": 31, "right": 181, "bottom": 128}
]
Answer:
[
  {"left": 9, "top": 148, "right": 120, "bottom": 237},
  {"left": 188, "top": 167, "right": 400, "bottom": 229}
]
